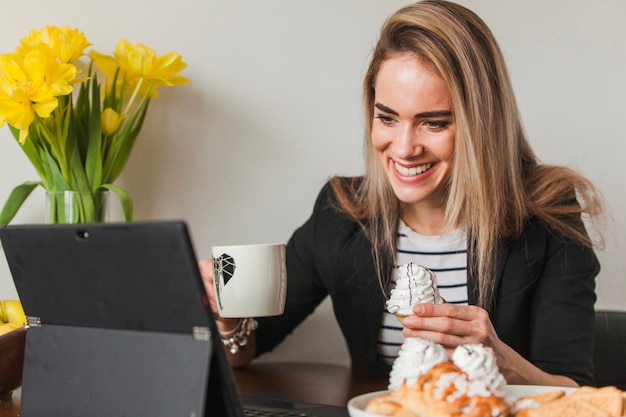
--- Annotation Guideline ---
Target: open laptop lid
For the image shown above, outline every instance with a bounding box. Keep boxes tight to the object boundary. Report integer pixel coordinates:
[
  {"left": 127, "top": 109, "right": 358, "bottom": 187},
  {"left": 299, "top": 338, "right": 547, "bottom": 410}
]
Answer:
[{"left": 0, "top": 221, "right": 243, "bottom": 417}]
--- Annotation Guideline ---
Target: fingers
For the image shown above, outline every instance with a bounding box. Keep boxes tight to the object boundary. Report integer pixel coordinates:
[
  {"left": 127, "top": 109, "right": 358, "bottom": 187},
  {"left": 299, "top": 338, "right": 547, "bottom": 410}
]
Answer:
[
  {"left": 198, "top": 258, "right": 219, "bottom": 314},
  {"left": 402, "top": 327, "right": 462, "bottom": 349},
  {"left": 402, "top": 314, "right": 467, "bottom": 343},
  {"left": 198, "top": 258, "right": 214, "bottom": 280},
  {"left": 403, "top": 303, "right": 494, "bottom": 347},
  {"left": 411, "top": 302, "right": 482, "bottom": 320},
  {"left": 198, "top": 259, "right": 244, "bottom": 333}
]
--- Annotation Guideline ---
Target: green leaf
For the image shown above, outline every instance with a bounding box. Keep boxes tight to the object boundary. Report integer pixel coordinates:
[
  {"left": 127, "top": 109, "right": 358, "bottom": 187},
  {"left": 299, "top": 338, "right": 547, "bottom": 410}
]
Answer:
[
  {"left": 104, "top": 68, "right": 123, "bottom": 111},
  {"left": 85, "top": 73, "right": 103, "bottom": 190},
  {"left": 107, "top": 98, "right": 151, "bottom": 182},
  {"left": 101, "top": 183, "right": 134, "bottom": 221},
  {"left": 34, "top": 116, "right": 71, "bottom": 183},
  {"left": 74, "top": 75, "right": 91, "bottom": 151},
  {"left": 0, "top": 181, "right": 41, "bottom": 226},
  {"left": 43, "top": 149, "right": 71, "bottom": 191},
  {"left": 68, "top": 144, "right": 92, "bottom": 193}
]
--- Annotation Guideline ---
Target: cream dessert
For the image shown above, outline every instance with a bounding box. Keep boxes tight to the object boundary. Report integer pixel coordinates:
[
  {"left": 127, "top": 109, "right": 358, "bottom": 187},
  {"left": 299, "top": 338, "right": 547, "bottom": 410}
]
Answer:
[
  {"left": 386, "top": 263, "right": 442, "bottom": 324},
  {"left": 391, "top": 361, "right": 509, "bottom": 417},
  {"left": 451, "top": 343, "right": 507, "bottom": 397},
  {"left": 388, "top": 337, "right": 447, "bottom": 392},
  {"left": 366, "top": 340, "right": 510, "bottom": 417}
]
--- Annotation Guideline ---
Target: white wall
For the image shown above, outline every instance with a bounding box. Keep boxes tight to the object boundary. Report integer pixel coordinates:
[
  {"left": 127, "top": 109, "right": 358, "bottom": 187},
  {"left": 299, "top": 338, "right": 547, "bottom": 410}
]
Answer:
[{"left": 1, "top": 1, "right": 624, "bottom": 366}]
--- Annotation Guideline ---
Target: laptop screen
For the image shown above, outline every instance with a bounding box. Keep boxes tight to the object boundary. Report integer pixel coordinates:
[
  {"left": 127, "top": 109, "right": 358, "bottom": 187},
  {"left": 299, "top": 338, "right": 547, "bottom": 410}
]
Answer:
[{"left": 0, "top": 221, "right": 244, "bottom": 417}]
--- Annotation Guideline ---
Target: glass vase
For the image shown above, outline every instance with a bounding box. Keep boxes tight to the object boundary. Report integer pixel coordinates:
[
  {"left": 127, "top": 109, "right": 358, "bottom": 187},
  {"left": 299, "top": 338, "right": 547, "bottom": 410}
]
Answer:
[{"left": 46, "top": 190, "right": 109, "bottom": 224}]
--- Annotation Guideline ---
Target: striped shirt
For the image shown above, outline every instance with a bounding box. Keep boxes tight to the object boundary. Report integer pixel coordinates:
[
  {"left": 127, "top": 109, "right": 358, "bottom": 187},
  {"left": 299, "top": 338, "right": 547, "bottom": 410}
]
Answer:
[{"left": 377, "top": 221, "right": 468, "bottom": 365}]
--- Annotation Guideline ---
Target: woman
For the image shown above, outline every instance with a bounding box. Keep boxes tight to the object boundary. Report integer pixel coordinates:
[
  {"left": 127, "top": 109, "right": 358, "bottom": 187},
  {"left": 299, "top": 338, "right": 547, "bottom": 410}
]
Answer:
[{"left": 199, "top": 0, "right": 603, "bottom": 387}]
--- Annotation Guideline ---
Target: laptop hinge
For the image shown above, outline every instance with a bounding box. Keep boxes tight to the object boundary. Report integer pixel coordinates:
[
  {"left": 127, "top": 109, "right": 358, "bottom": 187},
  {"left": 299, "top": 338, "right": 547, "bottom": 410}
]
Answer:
[
  {"left": 192, "top": 326, "right": 211, "bottom": 342},
  {"left": 27, "top": 316, "right": 42, "bottom": 327}
]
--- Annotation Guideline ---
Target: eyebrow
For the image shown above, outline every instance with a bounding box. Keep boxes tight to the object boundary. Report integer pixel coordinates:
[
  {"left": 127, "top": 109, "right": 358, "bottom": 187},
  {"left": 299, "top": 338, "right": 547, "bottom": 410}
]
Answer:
[{"left": 374, "top": 102, "right": 452, "bottom": 119}]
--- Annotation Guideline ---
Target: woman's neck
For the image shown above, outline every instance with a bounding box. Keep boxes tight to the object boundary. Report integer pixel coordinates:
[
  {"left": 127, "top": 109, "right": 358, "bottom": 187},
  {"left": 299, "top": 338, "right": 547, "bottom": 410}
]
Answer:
[{"left": 401, "top": 203, "right": 448, "bottom": 236}]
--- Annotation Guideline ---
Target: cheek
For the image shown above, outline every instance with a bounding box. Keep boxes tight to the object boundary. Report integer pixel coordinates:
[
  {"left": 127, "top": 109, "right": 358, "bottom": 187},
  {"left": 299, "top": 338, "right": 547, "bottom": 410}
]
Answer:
[
  {"left": 370, "top": 125, "right": 391, "bottom": 153},
  {"left": 443, "top": 142, "right": 455, "bottom": 161},
  {"left": 438, "top": 133, "right": 455, "bottom": 162}
]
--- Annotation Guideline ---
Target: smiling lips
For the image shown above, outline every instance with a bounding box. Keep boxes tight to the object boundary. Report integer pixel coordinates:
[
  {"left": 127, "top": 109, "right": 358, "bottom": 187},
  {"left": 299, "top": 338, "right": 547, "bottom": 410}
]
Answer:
[{"left": 394, "top": 161, "right": 433, "bottom": 177}]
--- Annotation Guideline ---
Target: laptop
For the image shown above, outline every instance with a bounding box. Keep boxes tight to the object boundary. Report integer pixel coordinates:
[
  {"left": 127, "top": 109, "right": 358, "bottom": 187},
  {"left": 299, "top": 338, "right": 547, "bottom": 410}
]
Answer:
[{"left": 0, "top": 221, "right": 348, "bottom": 417}]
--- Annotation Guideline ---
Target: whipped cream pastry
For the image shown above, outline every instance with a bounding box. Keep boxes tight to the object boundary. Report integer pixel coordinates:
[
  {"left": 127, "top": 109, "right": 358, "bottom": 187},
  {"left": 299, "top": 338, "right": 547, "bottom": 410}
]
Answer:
[
  {"left": 386, "top": 263, "right": 443, "bottom": 316},
  {"left": 388, "top": 337, "right": 447, "bottom": 392},
  {"left": 451, "top": 343, "right": 507, "bottom": 397}
]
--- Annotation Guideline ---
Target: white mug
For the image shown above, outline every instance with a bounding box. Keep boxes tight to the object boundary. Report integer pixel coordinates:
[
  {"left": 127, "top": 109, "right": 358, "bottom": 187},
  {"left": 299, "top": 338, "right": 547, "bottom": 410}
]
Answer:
[{"left": 211, "top": 243, "right": 287, "bottom": 318}]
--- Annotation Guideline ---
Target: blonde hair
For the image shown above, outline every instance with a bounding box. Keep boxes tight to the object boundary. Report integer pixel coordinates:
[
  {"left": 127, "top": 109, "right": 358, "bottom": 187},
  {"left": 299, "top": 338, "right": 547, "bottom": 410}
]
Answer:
[{"left": 330, "top": 0, "right": 603, "bottom": 309}]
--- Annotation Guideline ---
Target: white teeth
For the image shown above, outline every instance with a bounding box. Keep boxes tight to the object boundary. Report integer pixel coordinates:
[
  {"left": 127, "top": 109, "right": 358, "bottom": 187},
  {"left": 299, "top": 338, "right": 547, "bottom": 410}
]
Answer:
[{"left": 394, "top": 161, "right": 432, "bottom": 176}]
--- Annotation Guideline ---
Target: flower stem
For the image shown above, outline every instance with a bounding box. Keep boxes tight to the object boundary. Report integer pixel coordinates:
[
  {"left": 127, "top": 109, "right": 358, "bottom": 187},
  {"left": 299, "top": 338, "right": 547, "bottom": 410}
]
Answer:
[{"left": 123, "top": 76, "right": 145, "bottom": 116}]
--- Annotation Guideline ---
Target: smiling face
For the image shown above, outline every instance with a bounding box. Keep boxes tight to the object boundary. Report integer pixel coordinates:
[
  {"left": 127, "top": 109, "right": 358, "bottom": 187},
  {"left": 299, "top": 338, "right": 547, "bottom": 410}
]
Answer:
[{"left": 371, "top": 53, "right": 455, "bottom": 223}]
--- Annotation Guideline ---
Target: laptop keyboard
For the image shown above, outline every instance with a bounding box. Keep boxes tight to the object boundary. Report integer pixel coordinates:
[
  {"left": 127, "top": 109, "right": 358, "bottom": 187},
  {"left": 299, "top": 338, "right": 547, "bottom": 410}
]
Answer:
[{"left": 243, "top": 407, "right": 317, "bottom": 416}]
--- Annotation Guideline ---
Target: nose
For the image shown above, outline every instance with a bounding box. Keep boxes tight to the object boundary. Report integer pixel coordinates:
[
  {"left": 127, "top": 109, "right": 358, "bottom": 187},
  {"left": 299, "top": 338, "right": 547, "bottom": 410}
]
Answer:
[{"left": 395, "top": 126, "right": 425, "bottom": 159}]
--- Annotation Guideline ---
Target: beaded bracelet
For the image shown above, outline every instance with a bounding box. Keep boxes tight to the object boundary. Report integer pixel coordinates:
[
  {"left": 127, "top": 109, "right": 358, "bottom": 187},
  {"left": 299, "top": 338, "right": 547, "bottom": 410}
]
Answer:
[{"left": 219, "top": 317, "right": 258, "bottom": 354}]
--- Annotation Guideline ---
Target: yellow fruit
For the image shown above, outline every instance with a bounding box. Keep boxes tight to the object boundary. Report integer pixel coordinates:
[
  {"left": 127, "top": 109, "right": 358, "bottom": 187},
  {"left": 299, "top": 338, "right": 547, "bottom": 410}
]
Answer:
[
  {"left": 0, "top": 301, "right": 6, "bottom": 323},
  {"left": 0, "top": 300, "right": 27, "bottom": 326},
  {"left": 0, "top": 322, "right": 21, "bottom": 337}
]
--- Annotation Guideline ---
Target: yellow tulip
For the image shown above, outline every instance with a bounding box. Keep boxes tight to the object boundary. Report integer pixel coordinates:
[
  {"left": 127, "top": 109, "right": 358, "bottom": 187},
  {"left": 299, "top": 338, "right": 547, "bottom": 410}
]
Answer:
[
  {"left": 101, "top": 107, "right": 124, "bottom": 135},
  {"left": 90, "top": 39, "right": 189, "bottom": 99},
  {"left": 0, "top": 48, "right": 76, "bottom": 143},
  {"left": 16, "top": 25, "right": 90, "bottom": 64}
]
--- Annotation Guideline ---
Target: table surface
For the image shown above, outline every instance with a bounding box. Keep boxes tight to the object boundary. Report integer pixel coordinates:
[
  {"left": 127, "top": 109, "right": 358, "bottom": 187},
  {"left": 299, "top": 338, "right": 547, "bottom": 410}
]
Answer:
[
  {"left": 0, "top": 362, "right": 388, "bottom": 416},
  {"left": 236, "top": 362, "right": 388, "bottom": 405}
]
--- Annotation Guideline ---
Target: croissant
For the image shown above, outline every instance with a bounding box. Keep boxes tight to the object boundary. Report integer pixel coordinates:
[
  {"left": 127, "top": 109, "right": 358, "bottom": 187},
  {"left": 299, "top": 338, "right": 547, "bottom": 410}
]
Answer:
[
  {"left": 365, "top": 393, "right": 419, "bottom": 416},
  {"left": 390, "top": 362, "right": 509, "bottom": 417},
  {"left": 365, "top": 392, "right": 404, "bottom": 416}
]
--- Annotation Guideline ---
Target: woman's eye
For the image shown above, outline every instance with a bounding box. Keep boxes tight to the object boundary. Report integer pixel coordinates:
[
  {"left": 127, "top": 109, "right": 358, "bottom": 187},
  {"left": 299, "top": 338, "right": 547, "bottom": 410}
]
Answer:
[
  {"left": 375, "top": 115, "right": 395, "bottom": 125},
  {"left": 424, "top": 120, "right": 451, "bottom": 131}
]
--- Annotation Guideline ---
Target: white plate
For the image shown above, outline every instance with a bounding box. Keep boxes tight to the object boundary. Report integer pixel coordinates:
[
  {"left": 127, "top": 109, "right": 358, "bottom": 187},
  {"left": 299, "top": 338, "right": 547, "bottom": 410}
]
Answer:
[
  {"left": 347, "top": 390, "right": 388, "bottom": 417},
  {"left": 347, "top": 386, "right": 578, "bottom": 417}
]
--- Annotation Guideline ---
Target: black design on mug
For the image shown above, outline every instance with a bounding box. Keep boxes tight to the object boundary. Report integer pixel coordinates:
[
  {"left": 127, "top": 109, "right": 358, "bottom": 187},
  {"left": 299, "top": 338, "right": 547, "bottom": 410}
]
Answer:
[
  {"left": 214, "top": 253, "right": 236, "bottom": 285},
  {"left": 213, "top": 253, "right": 236, "bottom": 311}
]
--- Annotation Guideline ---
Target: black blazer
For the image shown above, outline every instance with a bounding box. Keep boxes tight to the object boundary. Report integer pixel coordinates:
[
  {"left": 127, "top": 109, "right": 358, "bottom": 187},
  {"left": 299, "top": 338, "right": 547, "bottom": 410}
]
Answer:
[{"left": 256, "top": 180, "right": 600, "bottom": 385}]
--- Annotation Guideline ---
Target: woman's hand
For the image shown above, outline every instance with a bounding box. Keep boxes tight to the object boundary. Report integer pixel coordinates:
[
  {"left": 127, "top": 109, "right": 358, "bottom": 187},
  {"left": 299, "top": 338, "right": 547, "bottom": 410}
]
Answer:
[
  {"left": 198, "top": 258, "right": 256, "bottom": 367},
  {"left": 197, "top": 258, "right": 241, "bottom": 332},
  {"left": 402, "top": 303, "right": 578, "bottom": 387},
  {"left": 402, "top": 303, "right": 497, "bottom": 351},
  {"left": 198, "top": 258, "right": 219, "bottom": 315}
]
